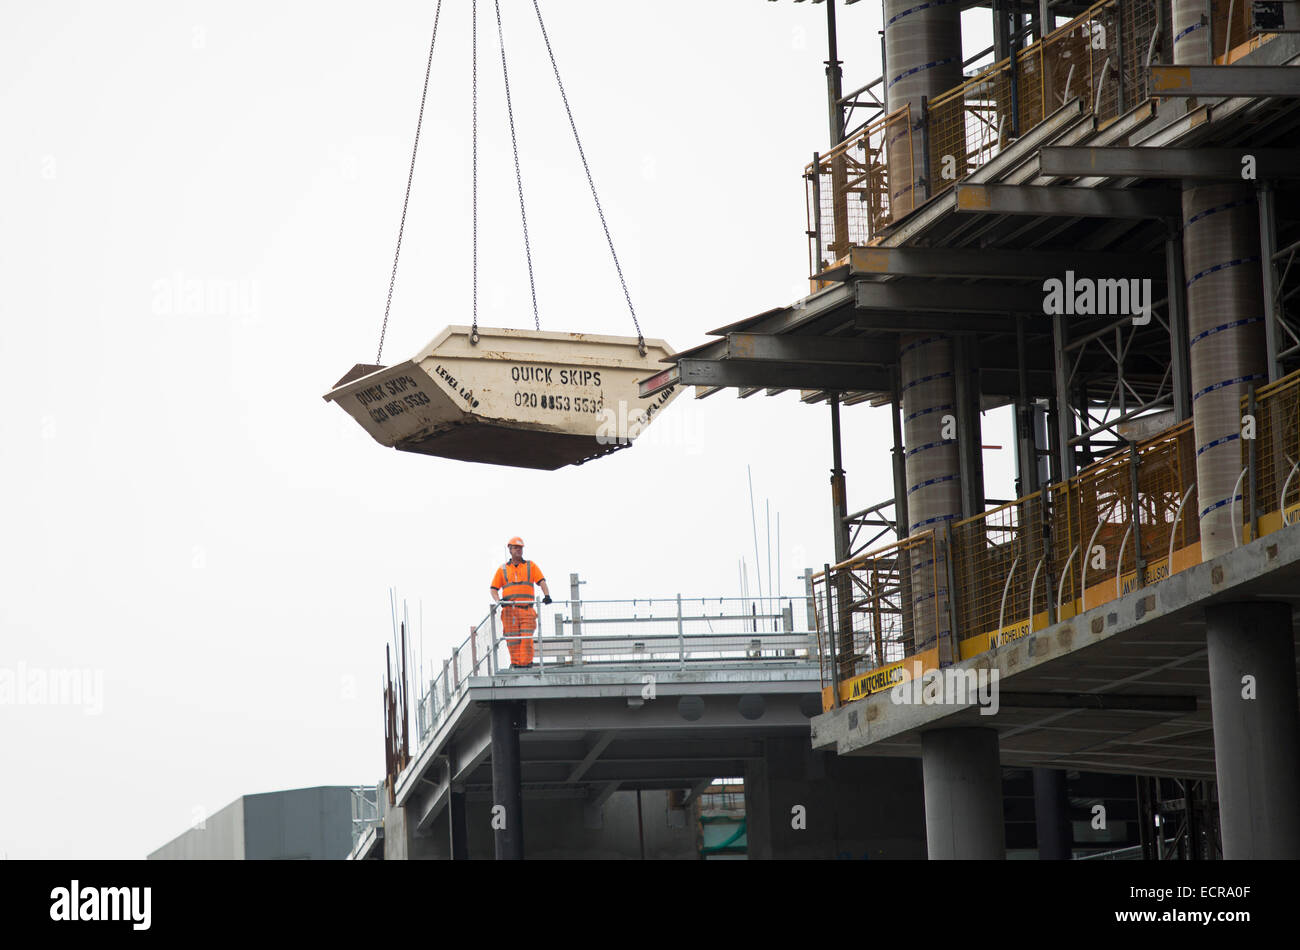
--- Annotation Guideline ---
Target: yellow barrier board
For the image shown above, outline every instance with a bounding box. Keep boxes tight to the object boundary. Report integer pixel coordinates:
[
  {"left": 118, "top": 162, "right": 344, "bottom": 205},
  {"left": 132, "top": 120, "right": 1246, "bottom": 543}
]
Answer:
[
  {"left": 824, "top": 648, "right": 941, "bottom": 711},
  {"left": 959, "top": 611, "right": 1049, "bottom": 659},
  {"left": 958, "top": 543, "right": 1202, "bottom": 661}
]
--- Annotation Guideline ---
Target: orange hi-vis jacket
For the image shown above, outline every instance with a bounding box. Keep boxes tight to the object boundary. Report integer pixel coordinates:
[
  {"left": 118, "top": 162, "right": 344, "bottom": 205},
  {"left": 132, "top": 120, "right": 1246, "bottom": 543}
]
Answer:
[{"left": 492, "top": 560, "right": 546, "bottom": 630}]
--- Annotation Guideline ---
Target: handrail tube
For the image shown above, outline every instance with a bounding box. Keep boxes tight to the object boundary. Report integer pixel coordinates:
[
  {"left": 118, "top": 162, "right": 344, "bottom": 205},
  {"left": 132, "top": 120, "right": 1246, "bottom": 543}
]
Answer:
[
  {"left": 1115, "top": 523, "right": 1133, "bottom": 598},
  {"left": 1168, "top": 483, "right": 1196, "bottom": 573},
  {"left": 1081, "top": 517, "right": 1109, "bottom": 610},
  {"left": 997, "top": 556, "right": 1022, "bottom": 647},
  {"left": 1028, "top": 557, "right": 1045, "bottom": 633},
  {"left": 1231, "top": 466, "right": 1248, "bottom": 549},
  {"left": 1057, "top": 544, "right": 1080, "bottom": 616},
  {"left": 1280, "top": 459, "right": 1300, "bottom": 525}
]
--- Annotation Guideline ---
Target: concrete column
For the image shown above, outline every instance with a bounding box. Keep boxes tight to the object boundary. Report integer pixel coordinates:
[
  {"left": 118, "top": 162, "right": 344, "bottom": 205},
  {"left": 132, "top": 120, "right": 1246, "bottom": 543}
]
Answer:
[
  {"left": 1205, "top": 602, "right": 1300, "bottom": 858},
  {"left": 921, "top": 728, "right": 1006, "bottom": 859},
  {"left": 1183, "top": 183, "right": 1267, "bottom": 560},
  {"left": 1032, "top": 767, "right": 1072, "bottom": 860},
  {"left": 448, "top": 788, "right": 469, "bottom": 861},
  {"left": 490, "top": 701, "right": 525, "bottom": 860}
]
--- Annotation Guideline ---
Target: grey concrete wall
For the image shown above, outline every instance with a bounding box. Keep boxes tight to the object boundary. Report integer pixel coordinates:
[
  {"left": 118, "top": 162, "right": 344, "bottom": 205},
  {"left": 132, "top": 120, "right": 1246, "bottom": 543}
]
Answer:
[
  {"left": 383, "top": 796, "right": 441, "bottom": 860},
  {"left": 150, "top": 786, "right": 358, "bottom": 860},
  {"left": 147, "top": 797, "right": 245, "bottom": 860},
  {"left": 242, "top": 786, "right": 355, "bottom": 860},
  {"left": 744, "top": 737, "right": 926, "bottom": 859},
  {"left": 394, "top": 790, "right": 698, "bottom": 859}
]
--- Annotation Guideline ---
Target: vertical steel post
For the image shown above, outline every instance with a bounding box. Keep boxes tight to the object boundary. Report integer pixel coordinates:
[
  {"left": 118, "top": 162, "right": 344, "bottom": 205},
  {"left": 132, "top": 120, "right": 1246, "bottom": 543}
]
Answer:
[
  {"left": 1053, "top": 315, "right": 1076, "bottom": 479},
  {"left": 943, "top": 523, "right": 961, "bottom": 667},
  {"left": 1259, "top": 182, "right": 1282, "bottom": 383},
  {"left": 825, "top": 0, "right": 845, "bottom": 146},
  {"left": 677, "top": 593, "right": 686, "bottom": 670},
  {"left": 803, "top": 568, "right": 817, "bottom": 630},
  {"left": 919, "top": 96, "right": 932, "bottom": 200},
  {"left": 810, "top": 152, "right": 824, "bottom": 275},
  {"left": 1167, "top": 233, "right": 1192, "bottom": 421},
  {"left": 891, "top": 368, "right": 910, "bottom": 543},
  {"left": 489, "top": 605, "right": 499, "bottom": 675},
  {"left": 1008, "top": 33, "right": 1021, "bottom": 138},
  {"left": 825, "top": 562, "right": 841, "bottom": 708},
  {"left": 1116, "top": 0, "right": 1127, "bottom": 113},
  {"left": 954, "top": 337, "right": 985, "bottom": 519},
  {"left": 1130, "top": 442, "right": 1147, "bottom": 586}
]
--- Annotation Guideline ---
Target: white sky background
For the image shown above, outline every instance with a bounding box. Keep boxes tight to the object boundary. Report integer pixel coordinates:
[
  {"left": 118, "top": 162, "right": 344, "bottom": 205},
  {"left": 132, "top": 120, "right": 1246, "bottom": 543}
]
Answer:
[{"left": 0, "top": 0, "right": 1010, "bottom": 859}]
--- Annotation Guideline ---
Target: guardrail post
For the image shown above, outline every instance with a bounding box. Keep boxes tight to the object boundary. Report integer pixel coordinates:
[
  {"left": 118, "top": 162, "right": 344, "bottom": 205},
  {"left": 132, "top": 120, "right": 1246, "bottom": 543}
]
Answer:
[
  {"left": 1043, "top": 488, "right": 1058, "bottom": 625},
  {"left": 1115, "top": 0, "right": 1127, "bottom": 113},
  {"left": 489, "top": 605, "right": 499, "bottom": 676},
  {"left": 470, "top": 625, "right": 478, "bottom": 673},
  {"left": 537, "top": 600, "right": 545, "bottom": 678},
  {"left": 1129, "top": 442, "right": 1147, "bottom": 586},
  {"left": 1009, "top": 34, "right": 1021, "bottom": 138},
  {"left": 1247, "top": 384, "right": 1259, "bottom": 542},
  {"left": 803, "top": 568, "right": 820, "bottom": 660},
  {"left": 825, "top": 563, "right": 840, "bottom": 708},
  {"left": 918, "top": 95, "right": 932, "bottom": 200},
  {"left": 942, "top": 525, "right": 961, "bottom": 667},
  {"left": 677, "top": 594, "right": 686, "bottom": 670},
  {"left": 810, "top": 153, "right": 824, "bottom": 273}
]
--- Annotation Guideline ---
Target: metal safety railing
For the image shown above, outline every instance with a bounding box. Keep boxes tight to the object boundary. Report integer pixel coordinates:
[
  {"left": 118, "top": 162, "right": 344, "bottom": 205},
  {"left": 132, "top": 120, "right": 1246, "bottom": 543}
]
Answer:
[
  {"left": 816, "top": 368, "right": 1300, "bottom": 709},
  {"left": 350, "top": 785, "right": 382, "bottom": 853},
  {"left": 805, "top": 0, "right": 1276, "bottom": 257},
  {"left": 805, "top": 106, "right": 911, "bottom": 274},
  {"left": 415, "top": 592, "right": 819, "bottom": 746}
]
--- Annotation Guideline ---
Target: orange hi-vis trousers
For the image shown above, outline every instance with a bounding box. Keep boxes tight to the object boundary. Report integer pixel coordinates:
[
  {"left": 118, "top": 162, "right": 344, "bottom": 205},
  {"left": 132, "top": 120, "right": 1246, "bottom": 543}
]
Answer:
[{"left": 502, "top": 603, "right": 537, "bottom": 666}]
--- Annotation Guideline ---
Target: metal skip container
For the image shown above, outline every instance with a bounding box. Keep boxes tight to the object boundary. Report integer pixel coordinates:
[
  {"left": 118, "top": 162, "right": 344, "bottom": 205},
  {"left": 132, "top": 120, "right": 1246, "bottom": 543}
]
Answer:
[{"left": 324, "top": 326, "right": 681, "bottom": 470}]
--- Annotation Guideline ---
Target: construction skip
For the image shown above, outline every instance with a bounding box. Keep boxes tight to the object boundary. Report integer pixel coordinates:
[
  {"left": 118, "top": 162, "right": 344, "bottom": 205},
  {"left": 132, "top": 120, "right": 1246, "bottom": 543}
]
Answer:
[{"left": 325, "top": 326, "right": 681, "bottom": 471}]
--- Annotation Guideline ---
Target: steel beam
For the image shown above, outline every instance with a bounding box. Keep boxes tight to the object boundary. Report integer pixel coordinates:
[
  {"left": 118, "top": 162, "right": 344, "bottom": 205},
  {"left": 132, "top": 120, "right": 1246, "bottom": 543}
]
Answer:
[
  {"left": 565, "top": 731, "right": 615, "bottom": 784},
  {"left": 854, "top": 280, "right": 1046, "bottom": 314},
  {"left": 1259, "top": 183, "right": 1283, "bottom": 383},
  {"left": 1041, "top": 147, "right": 1300, "bottom": 180},
  {"left": 997, "top": 692, "right": 1198, "bottom": 711},
  {"left": 641, "top": 358, "right": 891, "bottom": 397},
  {"left": 839, "top": 245, "right": 1163, "bottom": 280},
  {"left": 954, "top": 182, "right": 1181, "bottom": 219},
  {"left": 723, "top": 332, "right": 892, "bottom": 364},
  {"left": 1150, "top": 64, "right": 1300, "bottom": 98}
]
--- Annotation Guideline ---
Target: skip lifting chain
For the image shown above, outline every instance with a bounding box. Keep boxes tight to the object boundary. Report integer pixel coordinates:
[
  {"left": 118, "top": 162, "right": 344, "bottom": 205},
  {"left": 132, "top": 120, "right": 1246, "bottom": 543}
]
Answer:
[{"left": 376, "top": 0, "right": 646, "bottom": 363}]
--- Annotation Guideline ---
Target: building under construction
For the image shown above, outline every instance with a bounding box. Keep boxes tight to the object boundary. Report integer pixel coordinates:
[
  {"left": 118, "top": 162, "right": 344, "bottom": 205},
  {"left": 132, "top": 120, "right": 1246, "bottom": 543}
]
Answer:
[{"left": 355, "top": 0, "right": 1300, "bottom": 860}]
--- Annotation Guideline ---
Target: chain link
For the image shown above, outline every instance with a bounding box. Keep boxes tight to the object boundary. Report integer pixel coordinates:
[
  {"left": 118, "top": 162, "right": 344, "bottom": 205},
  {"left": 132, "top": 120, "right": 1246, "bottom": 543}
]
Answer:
[
  {"left": 471, "top": 0, "right": 480, "bottom": 346},
  {"left": 495, "top": 1, "right": 540, "bottom": 331},
  {"left": 377, "top": 0, "right": 444, "bottom": 364},
  {"left": 531, "top": 0, "right": 645, "bottom": 355}
]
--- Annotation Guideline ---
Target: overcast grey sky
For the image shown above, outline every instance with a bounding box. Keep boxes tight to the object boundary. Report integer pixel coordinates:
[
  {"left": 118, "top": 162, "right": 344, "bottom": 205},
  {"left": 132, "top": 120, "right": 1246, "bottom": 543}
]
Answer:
[{"left": 1, "top": 0, "right": 1010, "bottom": 859}]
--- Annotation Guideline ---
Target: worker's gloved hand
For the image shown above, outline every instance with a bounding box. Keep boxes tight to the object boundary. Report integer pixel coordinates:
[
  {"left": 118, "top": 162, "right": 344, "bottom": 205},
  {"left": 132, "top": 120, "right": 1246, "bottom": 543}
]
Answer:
[{"left": 543, "top": 595, "right": 552, "bottom": 605}]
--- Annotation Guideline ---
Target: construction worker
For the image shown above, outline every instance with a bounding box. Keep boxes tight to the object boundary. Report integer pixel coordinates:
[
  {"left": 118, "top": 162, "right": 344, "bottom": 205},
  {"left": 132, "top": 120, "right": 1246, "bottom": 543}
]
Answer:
[{"left": 490, "top": 537, "right": 552, "bottom": 668}]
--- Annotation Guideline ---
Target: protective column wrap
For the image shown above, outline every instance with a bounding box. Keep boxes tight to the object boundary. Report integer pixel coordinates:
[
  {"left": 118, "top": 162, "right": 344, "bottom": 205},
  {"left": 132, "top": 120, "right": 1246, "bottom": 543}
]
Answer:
[
  {"left": 1183, "top": 183, "right": 1266, "bottom": 559},
  {"left": 902, "top": 334, "right": 962, "bottom": 649},
  {"left": 1171, "top": 0, "right": 1213, "bottom": 66},
  {"left": 883, "top": 0, "right": 963, "bottom": 211}
]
